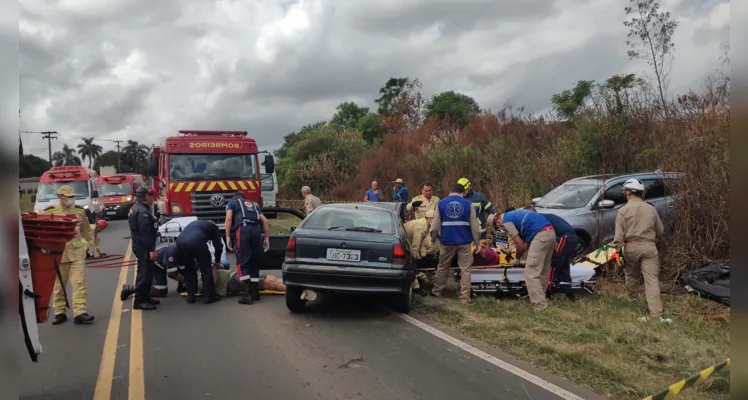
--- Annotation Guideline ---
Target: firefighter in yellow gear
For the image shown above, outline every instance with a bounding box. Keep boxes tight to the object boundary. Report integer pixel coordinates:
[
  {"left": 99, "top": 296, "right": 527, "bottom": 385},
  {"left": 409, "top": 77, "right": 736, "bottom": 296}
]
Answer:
[
  {"left": 404, "top": 210, "right": 438, "bottom": 296},
  {"left": 406, "top": 182, "right": 439, "bottom": 220},
  {"left": 87, "top": 219, "right": 108, "bottom": 258},
  {"left": 45, "top": 185, "right": 96, "bottom": 325}
]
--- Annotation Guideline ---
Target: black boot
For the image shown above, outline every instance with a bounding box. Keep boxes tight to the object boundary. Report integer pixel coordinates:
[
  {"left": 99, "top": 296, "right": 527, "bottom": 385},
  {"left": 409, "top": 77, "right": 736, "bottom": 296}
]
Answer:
[
  {"left": 238, "top": 282, "right": 254, "bottom": 305},
  {"left": 133, "top": 302, "right": 157, "bottom": 310},
  {"left": 147, "top": 297, "right": 161, "bottom": 305},
  {"left": 203, "top": 292, "right": 220, "bottom": 304},
  {"left": 250, "top": 282, "right": 261, "bottom": 302},
  {"left": 73, "top": 313, "right": 95, "bottom": 324},
  {"left": 52, "top": 314, "right": 67, "bottom": 325},
  {"left": 176, "top": 281, "right": 187, "bottom": 293},
  {"left": 120, "top": 284, "right": 135, "bottom": 301},
  {"left": 186, "top": 292, "right": 196, "bottom": 304}
]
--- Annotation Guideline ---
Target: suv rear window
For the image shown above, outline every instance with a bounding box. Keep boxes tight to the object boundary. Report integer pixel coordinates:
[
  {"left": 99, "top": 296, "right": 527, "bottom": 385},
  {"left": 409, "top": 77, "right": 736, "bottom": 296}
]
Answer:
[{"left": 301, "top": 207, "right": 396, "bottom": 234}]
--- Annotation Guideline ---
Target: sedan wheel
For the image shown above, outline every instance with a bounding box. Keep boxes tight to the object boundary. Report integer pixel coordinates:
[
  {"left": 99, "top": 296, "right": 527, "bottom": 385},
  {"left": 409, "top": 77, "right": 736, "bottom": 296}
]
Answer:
[
  {"left": 392, "top": 284, "right": 413, "bottom": 314},
  {"left": 285, "top": 285, "right": 307, "bottom": 313}
]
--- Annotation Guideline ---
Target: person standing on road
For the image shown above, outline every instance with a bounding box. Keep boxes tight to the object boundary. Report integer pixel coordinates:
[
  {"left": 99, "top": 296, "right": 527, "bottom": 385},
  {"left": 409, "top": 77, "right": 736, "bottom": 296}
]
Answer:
[
  {"left": 172, "top": 220, "right": 224, "bottom": 304},
  {"left": 45, "top": 185, "right": 97, "bottom": 325},
  {"left": 225, "top": 192, "right": 271, "bottom": 305},
  {"left": 522, "top": 206, "right": 578, "bottom": 300},
  {"left": 496, "top": 208, "right": 556, "bottom": 311},
  {"left": 364, "top": 181, "right": 384, "bottom": 202},
  {"left": 611, "top": 179, "right": 670, "bottom": 323},
  {"left": 120, "top": 187, "right": 160, "bottom": 310},
  {"left": 392, "top": 178, "right": 409, "bottom": 204},
  {"left": 457, "top": 178, "right": 495, "bottom": 239},
  {"left": 86, "top": 219, "right": 108, "bottom": 259},
  {"left": 407, "top": 182, "right": 439, "bottom": 220},
  {"left": 430, "top": 183, "right": 481, "bottom": 303},
  {"left": 404, "top": 209, "right": 437, "bottom": 296},
  {"left": 301, "top": 186, "right": 322, "bottom": 214}
]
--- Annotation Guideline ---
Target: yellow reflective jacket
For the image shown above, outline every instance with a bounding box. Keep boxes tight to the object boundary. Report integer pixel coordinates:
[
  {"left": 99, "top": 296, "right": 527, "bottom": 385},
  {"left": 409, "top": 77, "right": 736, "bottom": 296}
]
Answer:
[{"left": 45, "top": 204, "right": 94, "bottom": 262}]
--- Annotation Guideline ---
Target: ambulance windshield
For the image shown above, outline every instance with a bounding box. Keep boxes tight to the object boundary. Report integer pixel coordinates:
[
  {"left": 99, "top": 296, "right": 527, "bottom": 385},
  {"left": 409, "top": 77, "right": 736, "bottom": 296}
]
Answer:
[
  {"left": 169, "top": 154, "right": 258, "bottom": 181},
  {"left": 36, "top": 181, "right": 90, "bottom": 200},
  {"left": 101, "top": 183, "right": 132, "bottom": 196}
]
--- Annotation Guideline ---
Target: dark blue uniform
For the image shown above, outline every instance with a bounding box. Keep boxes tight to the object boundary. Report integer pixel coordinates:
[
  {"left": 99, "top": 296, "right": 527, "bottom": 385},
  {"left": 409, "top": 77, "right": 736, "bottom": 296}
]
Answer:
[
  {"left": 152, "top": 243, "right": 188, "bottom": 295},
  {"left": 540, "top": 213, "right": 577, "bottom": 299},
  {"left": 175, "top": 220, "right": 223, "bottom": 303},
  {"left": 128, "top": 202, "right": 159, "bottom": 305},
  {"left": 228, "top": 197, "right": 264, "bottom": 302}
]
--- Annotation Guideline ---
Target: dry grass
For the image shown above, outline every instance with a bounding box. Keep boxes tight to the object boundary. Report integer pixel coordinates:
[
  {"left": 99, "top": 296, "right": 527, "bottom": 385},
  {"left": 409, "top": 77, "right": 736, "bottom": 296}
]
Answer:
[{"left": 414, "top": 281, "right": 730, "bottom": 400}]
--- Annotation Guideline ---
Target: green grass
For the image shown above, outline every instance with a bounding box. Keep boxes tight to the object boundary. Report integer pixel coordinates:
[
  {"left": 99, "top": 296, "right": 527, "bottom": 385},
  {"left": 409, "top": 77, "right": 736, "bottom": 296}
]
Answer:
[
  {"left": 267, "top": 211, "right": 302, "bottom": 235},
  {"left": 414, "top": 280, "right": 730, "bottom": 400},
  {"left": 20, "top": 194, "right": 34, "bottom": 213}
]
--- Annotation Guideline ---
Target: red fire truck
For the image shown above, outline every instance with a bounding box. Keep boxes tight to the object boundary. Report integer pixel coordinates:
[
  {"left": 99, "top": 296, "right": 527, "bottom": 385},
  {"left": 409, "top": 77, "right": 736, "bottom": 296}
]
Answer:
[{"left": 147, "top": 130, "right": 275, "bottom": 231}]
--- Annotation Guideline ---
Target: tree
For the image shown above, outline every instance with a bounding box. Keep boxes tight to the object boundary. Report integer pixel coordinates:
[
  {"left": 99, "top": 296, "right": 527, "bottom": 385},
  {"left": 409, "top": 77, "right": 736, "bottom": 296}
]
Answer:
[
  {"left": 602, "top": 73, "right": 643, "bottom": 115},
  {"left": 19, "top": 154, "right": 52, "bottom": 178},
  {"left": 274, "top": 121, "right": 327, "bottom": 160},
  {"left": 422, "top": 91, "right": 481, "bottom": 126},
  {"left": 330, "top": 102, "right": 369, "bottom": 132},
  {"left": 52, "top": 144, "right": 82, "bottom": 166},
  {"left": 93, "top": 151, "right": 122, "bottom": 173},
  {"left": 121, "top": 140, "right": 149, "bottom": 175},
  {"left": 374, "top": 77, "right": 410, "bottom": 115},
  {"left": 550, "top": 80, "right": 595, "bottom": 120},
  {"left": 77, "top": 137, "right": 104, "bottom": 168},
  {"left": 624, "top": 0, "right": 678, "bottom": 114},
  {"left": 356, "top": 113, "right": 383, "bottom": 144}
]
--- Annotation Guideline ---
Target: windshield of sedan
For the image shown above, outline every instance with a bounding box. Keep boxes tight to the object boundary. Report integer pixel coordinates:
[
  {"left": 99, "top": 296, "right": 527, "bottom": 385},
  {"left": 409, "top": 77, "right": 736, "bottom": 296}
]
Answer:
[
  {"left": 36, "top": 181, "right": 90, "bottom": 201},
  {"left": 535, "top": 183, "right": 602, "bottom": 209},
  {"left": 301, "top": 207, "right": 396, "bottom": 234},
  {"left": 100, "top": 183, "right": 132, "bottom": 196},
  {"left": 169, "top": 154, "right": 258, "bottom": 181}
]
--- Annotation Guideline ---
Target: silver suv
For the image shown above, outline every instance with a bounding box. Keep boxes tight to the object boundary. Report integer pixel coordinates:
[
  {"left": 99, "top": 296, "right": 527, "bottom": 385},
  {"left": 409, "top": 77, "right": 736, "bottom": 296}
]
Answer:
[{"left": 531, "top": 171, "right": 680, "bottom": 258}]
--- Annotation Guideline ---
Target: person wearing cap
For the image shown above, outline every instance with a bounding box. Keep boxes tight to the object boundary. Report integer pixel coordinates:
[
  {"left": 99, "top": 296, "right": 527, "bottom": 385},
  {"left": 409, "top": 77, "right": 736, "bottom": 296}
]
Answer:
[
  {"left": 404, "top": 209, "right": 437, "bottom": 296},
  {"left": 407, "top": 182, "right": 439, "bottom": 220},
  {"left": 391, "top": 178, "right": 409, "bottom": 204},
  {"left": 456, "top": 178, "right": 495, "bottom": 239},
  {"left": 611, "top": 179, "right": 669, "bottom": 323},
  {"left": 44, "top": 185, "right": 97, "bottom": 325},
  {"left": 301, "top": 186, "right": 322, "bottom": 214},
  {"left": 225, "top": 192, "right": 271, "bottom": 305},
  {"left": 150, "top": 242, "right": 186, "bottom": 297},
  {"left": 496, "top": 208, "right": 556, "bottom": 311},
  {"left": 364, "top": 181, "right": 384, "bottom": 202},
  {"left": 429, "top": 183, "right": 481, "bottom": 303},
  {"left": 120, "top": 186, "right": 160, "bottom": 310},
  {"left": 86, "top": 219, "right": 109, "bottom": 259}
]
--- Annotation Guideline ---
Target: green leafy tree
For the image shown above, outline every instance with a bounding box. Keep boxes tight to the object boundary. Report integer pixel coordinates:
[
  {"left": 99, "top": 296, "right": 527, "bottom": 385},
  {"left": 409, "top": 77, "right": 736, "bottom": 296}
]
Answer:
[
  {"left": 122, "top": 140, "right": 149, "bottom": 175},
  {"left": 550, "top": 80, "right": 595, "bottom": 120},
  {"left": 77, "top": 137, "right": 103, "bottom": 168},
  {"left": 602, "top": 73, "right": 643, "bottom": 114},
  {"left": 330, "top": 102, "right": 369, "bottom": 131},
  {"left": 422, "top": 91, "right": 481, "bottom": 126},
  {"left": 93, "top": 150, "right": 122, "bottom": 173},
  {"left": 52, "top": 144, "right": 82, "bottom": 167},
  {"left": 356, "top": 113, "right": 383, "bottom": 144},
  {"left": 374, "top": 77, "right": 409, "bottom": 115},
  {"left": 19, "top": 154, "right": 52, "bottom": 178}
]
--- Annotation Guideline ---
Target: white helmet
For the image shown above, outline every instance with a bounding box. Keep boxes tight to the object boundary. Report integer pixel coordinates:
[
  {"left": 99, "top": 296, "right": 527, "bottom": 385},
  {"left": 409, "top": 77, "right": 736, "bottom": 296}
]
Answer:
[{"left": 622, "top": 179, "right": 645, "bottom": 192}]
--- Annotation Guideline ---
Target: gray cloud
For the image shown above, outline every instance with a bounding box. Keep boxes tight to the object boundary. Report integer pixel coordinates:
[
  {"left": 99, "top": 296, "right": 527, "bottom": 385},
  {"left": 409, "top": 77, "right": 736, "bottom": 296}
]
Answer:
[{"left": 19, "top": 0, "right": 731, "bottom": 160}]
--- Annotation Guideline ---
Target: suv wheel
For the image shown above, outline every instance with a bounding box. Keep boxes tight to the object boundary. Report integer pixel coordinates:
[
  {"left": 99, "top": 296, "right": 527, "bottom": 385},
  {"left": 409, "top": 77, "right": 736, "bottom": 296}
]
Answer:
[
  {"left": 392, "top": 285, "right": 413, "bottom": 314},
  {"left": 285, "top": 285, "right": 307, "bottom": 313}
]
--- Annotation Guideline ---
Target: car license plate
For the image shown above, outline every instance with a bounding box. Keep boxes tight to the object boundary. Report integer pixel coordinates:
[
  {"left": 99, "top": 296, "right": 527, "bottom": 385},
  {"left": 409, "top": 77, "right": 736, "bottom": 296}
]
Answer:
[
  {"left": 326, "top": 248, "right": 361, "bottom": 262},
  {"left": 106, "top": 211, "right": 117, "bottom": 216}
]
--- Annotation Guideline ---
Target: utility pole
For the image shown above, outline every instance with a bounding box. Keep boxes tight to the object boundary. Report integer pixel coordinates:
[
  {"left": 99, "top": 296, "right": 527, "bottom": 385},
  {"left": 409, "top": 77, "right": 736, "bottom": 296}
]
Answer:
[
  {"left": 40, "top": 131, "right": 59, "bottom": 164},
  {"left": 112, "top": 140, "right": 123, "bottom": 172}
]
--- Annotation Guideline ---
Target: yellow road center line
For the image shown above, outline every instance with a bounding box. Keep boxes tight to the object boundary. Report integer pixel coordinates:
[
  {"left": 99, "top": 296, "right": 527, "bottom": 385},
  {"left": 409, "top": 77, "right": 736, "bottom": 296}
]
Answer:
[
  {"left": 129, "top": 257, "right": 145, "bottom": 400},
  {"left": 93, "top": 242, "right": 131, "bottom": 400}
]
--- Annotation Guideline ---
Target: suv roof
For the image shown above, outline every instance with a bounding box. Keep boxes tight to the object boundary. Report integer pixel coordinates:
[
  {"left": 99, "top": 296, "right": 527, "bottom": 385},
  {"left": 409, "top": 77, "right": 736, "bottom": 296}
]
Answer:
[{"left": 569, "top": 171, "right": 681, "bottom": 185}]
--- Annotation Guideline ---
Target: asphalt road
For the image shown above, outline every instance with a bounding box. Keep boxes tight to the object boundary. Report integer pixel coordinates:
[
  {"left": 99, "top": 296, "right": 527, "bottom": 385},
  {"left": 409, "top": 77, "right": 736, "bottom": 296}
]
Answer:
[{"left": 19, "top": 220, "right": 602, "bottom": 400}]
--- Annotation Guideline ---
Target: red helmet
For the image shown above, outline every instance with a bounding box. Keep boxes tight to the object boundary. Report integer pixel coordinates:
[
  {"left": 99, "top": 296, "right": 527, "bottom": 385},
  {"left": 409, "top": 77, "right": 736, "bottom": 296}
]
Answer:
[
  {"left": 147, "top": 188, "right": 158, "bottom": 197},
  {"left": 96, "top": 219, "right": 108, "bottom": 230}
]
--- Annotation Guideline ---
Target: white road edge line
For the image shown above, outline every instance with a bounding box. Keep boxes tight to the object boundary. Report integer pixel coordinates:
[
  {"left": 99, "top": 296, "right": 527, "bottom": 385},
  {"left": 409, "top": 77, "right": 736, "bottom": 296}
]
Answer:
[{"left": 393, "top": 312, "right": 587, "bottom": 400}]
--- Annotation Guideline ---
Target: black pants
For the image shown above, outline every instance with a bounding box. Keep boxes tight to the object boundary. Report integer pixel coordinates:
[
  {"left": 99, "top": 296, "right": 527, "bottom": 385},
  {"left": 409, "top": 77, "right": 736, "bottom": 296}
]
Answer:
[
  {"left": 134, "top": 251, "right": 155, "bottom": 302},
  {"left": 177, "top": 241, "right": 214, "bottom": 297},
  {"left": 236, "top": 224, "right": 262, "bottom": 285},
  {"left": 415, "top": 254, "right": 439, "bottom": 269},
  {"left": 550, "top": 234, "right": 577, "bottom": 296}
]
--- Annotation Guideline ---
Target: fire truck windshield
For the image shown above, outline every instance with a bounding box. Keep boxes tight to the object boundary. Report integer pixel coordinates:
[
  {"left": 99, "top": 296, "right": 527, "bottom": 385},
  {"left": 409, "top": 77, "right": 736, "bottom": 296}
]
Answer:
[
  {"left": 37, "top": 181, "right": 90, "bottom": 200},
  {"left": 101, "top": 183, "right": 132, "bottom": 196},
  {"left": 169, "top": 154, "right": 258, "bottom": 181}
]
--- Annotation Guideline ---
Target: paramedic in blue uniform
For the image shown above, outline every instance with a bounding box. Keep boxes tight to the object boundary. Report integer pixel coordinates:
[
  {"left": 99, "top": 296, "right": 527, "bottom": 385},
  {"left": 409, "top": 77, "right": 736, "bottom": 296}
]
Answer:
[
  {"left": 121, "top": 187, "right": 159, "bottom": 310},
  {"left": 151, "top": 242, "right": 188, "bottom": 297},
  {"left": 497, "top": 208, "right": 556, "bottom": 311},
  {"left": 225, "top": 192, "right": 271, "bottom": 305},
  {"left": 174, "top": 219, "right": 224, "bottom": 304},
  {"left": 456, "top": 178, "right": 495, "bottom": 239},
  {"left": 429, "top": 183, "right": 481, "bottom": 303},
  {"left": 519, "top": 206, "right": 578, "bottom": 300}
]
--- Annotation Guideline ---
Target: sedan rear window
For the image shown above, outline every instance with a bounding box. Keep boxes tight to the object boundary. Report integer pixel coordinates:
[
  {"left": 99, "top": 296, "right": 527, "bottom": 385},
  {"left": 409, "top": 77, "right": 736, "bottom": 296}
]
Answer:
[{"left": 301, "top": 207, "right": 396, "bottom": 234}]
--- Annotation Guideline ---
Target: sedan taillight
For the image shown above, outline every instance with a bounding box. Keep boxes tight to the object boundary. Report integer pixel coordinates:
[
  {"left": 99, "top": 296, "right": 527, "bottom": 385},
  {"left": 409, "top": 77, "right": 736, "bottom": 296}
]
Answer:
[
  {"left": 393, "top": 243, "right": 407, "bottom": 265},
  {"left": 285, "top": 237, "right": 296, "bottom": 261}
]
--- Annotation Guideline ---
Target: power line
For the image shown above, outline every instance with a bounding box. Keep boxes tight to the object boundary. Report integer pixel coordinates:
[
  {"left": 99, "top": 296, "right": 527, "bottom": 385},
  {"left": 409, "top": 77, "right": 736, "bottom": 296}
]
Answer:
[{"left": 19, "top": 131, "right": 59, "bottom": 163}]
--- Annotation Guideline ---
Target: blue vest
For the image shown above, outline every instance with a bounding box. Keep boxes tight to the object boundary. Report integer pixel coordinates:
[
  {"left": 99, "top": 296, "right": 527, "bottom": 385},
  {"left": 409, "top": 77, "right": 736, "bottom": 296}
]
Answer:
[
  {"left": 503, "top": 209, "right": 551, "bottom": 243},
  {"left": 229, "top": 198, "right": 260, "bottom": 230},
  {"left": 437, "top": 195, "right": 473, "bottom": 245}
]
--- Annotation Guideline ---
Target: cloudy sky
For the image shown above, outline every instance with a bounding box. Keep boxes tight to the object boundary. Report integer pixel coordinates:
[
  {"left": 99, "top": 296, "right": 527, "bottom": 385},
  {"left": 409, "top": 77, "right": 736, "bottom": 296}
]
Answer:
[{"left": 19, "top": 0, "right": 730, "bottom": 160}]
